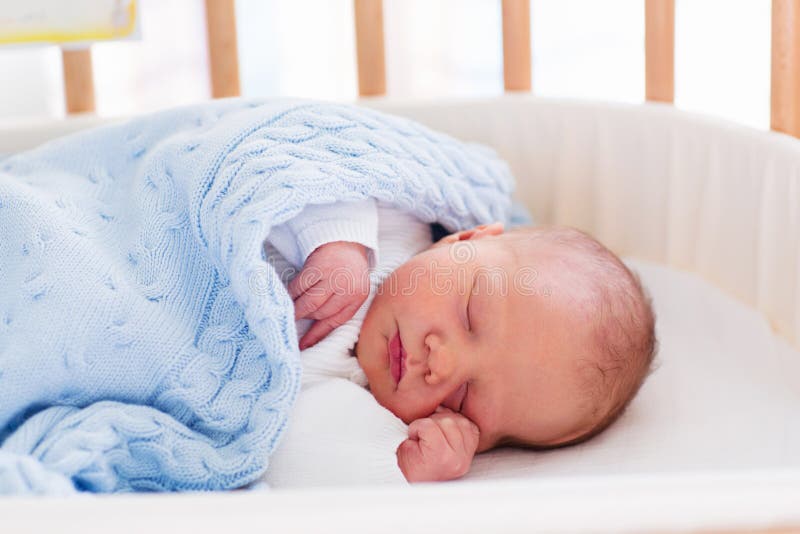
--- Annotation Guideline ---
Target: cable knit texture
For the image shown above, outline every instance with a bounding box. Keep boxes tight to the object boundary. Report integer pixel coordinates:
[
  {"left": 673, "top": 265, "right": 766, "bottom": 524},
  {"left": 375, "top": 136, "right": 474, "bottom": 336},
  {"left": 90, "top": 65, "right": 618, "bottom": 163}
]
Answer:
[{"left": 0, "top": 98, "right": 514, "bottom": 494}]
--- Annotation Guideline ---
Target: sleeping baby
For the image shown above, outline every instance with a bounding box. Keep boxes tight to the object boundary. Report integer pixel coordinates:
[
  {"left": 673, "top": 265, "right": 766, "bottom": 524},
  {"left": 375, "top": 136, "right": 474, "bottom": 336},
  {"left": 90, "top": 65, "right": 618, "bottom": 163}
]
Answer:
[
  {"left": 0, "top": 100, "right": 652, "bottom": 493},
  {"left": 261, "top": 196, "right": 657, "bottom": 485}
]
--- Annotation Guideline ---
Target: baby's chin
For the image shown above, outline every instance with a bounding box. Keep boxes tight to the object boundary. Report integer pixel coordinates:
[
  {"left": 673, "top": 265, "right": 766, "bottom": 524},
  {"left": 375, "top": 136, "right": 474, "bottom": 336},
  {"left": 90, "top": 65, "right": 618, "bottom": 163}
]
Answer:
[{"left": 353, "top": 340, "right": 416, "bottom": 423}]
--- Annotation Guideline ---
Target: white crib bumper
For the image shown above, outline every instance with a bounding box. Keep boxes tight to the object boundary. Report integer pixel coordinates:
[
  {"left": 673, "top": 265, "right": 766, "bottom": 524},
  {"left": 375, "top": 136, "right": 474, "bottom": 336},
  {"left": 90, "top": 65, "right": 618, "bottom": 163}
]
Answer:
[{"left": 5, "top": 96, "right": 798, "bottom": 350}]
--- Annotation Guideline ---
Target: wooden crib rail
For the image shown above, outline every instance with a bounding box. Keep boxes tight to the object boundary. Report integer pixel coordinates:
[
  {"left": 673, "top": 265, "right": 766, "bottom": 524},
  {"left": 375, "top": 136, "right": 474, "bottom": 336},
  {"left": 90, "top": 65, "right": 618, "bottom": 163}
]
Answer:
[
  {"left": 771, "top": 0, "right": 800, "bottom": 137},
  {"left": 353, "top": 0, "right": 386, "bottom": 97},
  {"left": 62, "top": 48, "right": 96, "bottom": 114},
  {"left": 501, "top": 0, "right": 532, "bottom": 92},
  {"left": 644, "top": 0, "right": 674, "bottom": 103},
  {"left": 205, "top": 0, "right": 241, "bottom": 98},
  {"left": 55, "top": 0, "right": 800, "bottom": 140}
]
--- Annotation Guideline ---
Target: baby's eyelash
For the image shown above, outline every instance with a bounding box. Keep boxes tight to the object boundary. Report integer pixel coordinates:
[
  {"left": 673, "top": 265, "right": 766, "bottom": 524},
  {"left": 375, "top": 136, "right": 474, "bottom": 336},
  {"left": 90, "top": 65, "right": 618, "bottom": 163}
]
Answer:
[
  {"left": 465, "top": 295, "right": 473, "bottom": 331},
  {"left": 465, "top": 272, "right": 476, "bottom": 332}
]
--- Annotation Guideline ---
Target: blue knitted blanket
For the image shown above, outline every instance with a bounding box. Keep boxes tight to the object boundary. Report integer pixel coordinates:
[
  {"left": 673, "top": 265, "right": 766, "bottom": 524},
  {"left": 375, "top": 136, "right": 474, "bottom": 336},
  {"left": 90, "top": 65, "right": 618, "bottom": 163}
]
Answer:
[{"left": 0, "top": 99, "right": 514, "bottom": 494}]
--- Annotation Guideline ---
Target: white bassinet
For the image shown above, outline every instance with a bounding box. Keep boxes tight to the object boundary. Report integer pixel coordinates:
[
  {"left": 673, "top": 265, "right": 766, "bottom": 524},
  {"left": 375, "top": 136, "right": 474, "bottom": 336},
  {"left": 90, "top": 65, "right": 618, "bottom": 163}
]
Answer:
[{"left": 1, "top": 95, "right": 800, "bottom": 533}]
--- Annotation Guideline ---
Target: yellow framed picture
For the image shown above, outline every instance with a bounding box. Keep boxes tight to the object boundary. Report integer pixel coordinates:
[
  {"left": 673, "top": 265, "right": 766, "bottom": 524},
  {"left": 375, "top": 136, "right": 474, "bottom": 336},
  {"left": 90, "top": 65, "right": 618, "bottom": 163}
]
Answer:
[{"left": 0, "top": 0, "right": 138, "bottom": 45}]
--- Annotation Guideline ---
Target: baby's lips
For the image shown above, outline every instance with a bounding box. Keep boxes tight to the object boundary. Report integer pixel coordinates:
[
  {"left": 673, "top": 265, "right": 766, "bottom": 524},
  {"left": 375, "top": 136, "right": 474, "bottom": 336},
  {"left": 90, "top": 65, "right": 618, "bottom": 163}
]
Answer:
[{"left": 388, "top": 331, "right": 403, "bottom": 385}]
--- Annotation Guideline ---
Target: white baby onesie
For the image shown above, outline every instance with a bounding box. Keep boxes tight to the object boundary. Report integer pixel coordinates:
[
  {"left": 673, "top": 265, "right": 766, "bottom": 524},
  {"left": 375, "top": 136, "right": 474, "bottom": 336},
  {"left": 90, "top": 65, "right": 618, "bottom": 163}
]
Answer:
[{"left": 259, "top": 198, "right": 434, "bottom": 487}]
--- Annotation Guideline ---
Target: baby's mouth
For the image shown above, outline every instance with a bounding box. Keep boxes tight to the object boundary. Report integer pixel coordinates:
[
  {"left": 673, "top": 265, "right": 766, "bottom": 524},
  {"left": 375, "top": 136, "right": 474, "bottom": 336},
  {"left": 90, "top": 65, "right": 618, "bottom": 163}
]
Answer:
[{"left": 388, "top": 331, "right": 406, "bottom": 386}]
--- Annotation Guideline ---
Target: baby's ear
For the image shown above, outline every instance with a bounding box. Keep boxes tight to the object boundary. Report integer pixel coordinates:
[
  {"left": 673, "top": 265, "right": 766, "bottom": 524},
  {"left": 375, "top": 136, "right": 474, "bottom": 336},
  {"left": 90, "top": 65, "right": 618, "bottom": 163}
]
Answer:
[{"left": 435, "top": 222, "right": 504, "bottom": 247}]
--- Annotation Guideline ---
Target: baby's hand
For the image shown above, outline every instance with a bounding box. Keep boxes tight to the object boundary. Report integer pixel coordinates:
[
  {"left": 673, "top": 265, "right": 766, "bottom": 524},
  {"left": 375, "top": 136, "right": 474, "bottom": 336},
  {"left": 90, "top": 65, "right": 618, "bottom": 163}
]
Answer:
[
  {"left": 289, "top": 241, "right": 370, "bottom": 350},
  {"left": 396, "top": 407, "right": 480, "bottom": 482}
]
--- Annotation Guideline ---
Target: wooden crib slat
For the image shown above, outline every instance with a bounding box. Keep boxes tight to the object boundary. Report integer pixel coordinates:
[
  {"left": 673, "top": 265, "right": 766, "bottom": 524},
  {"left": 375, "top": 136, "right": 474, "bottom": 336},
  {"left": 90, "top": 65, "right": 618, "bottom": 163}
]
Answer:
[
  {"left": 205, "top": 0, "right": 241, "bottom": 98},
  {"left": 354, "top": 0, "right": 386, "bottom": 97},
  {"left": 771, "top": 0, "right": 800, "bottom": 137},
  {"left": 61, "top": 48, "right": 96, "bottom": 114},
  {"left": 645, "top": 0, "right": 675, "bottom": 103},
  {"left": 501, "top": 0, "right": 532, "bottom": 92}
]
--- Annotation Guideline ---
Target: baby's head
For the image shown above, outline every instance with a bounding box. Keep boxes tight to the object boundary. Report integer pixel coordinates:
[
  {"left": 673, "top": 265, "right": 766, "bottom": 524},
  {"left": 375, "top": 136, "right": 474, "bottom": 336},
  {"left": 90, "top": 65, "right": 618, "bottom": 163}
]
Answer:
[{"left": 356, "top": 223, "right": 656, "bottom": 452}]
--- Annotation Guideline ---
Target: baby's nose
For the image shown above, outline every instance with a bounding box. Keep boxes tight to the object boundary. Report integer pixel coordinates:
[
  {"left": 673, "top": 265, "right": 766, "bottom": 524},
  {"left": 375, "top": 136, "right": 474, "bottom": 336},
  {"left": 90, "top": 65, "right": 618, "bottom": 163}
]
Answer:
[{"left": 423, "top": 334, "right": 455, "bottom": 385}]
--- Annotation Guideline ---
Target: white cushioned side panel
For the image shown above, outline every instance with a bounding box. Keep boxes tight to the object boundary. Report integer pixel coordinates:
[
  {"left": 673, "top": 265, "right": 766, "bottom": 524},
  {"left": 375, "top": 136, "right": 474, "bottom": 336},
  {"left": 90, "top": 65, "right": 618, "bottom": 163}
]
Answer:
[
  {"left": 466, "top": 258, "right": 800, "bottom": 480},
  {"left": 364, "top": 96, "right": 800, "bottom": 350},
  {"left": 0, "top": 114, "right": 116, "bottom": 154}
]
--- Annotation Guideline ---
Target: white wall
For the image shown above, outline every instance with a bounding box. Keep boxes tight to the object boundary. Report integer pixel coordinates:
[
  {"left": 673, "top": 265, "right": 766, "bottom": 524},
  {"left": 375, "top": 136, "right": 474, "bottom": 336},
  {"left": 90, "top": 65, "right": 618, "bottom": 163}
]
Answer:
[
  {"left": 0, "top": 46, "right": 65, "bottom": 118},
  {"left": 674, "top": 0, "right": 770, "bottom": 130},
  {"left": 91, "top": 0, "right": 210, "bottom": 116},
  {"left": 0, "top": 0, "right": 773, "bottom": 130},
  {"left": 236, "top": 0, "right": 357, "bottom": 100}
]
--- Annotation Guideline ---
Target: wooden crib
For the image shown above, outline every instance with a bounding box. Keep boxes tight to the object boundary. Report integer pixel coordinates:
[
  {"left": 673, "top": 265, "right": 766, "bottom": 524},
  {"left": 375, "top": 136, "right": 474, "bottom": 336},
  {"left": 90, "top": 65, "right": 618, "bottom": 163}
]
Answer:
[{"left": 59, "top": 0, "right": 800, "bottom": 140}]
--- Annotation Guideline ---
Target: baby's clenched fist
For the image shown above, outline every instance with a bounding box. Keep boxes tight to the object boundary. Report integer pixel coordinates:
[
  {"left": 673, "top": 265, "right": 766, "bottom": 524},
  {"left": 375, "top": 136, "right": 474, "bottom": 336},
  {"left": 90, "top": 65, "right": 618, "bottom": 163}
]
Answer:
[
  {"left": 289, "top": 241, "right": 370, "bottom": 349},
  {"left": 396, "top": 407, "right": 480, "bottom": 482}
]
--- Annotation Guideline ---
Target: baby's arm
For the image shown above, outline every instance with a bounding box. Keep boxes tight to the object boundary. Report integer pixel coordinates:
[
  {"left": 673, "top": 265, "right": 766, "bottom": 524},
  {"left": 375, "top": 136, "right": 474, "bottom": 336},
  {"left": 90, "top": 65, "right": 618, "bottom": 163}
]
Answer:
[{"left": 397, "top": 407, "right": 480, "bottom": 482}]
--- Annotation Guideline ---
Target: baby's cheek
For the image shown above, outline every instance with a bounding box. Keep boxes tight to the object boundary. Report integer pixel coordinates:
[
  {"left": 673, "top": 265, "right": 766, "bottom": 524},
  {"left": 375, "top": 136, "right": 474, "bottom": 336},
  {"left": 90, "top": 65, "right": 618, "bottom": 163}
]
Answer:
[{"left": 471, "top": 410, "right": 502, "bottom": 453}]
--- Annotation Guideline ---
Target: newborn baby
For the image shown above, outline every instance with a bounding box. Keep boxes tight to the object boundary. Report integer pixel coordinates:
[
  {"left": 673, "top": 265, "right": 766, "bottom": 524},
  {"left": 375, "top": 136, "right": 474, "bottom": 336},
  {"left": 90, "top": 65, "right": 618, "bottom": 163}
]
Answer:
[{"left": 264, "top": 198, "right": 656, "bottom": 484}]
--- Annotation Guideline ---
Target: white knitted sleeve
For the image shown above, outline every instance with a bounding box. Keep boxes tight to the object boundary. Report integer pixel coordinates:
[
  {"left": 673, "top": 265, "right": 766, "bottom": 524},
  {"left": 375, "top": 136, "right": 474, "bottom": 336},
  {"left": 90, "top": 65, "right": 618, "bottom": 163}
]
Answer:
[
  {"left": 261, "top": 378, "right": 409, "bottom": 487},
  {"left": 267, "top": 198, "right": 379, "bottom": 268}
]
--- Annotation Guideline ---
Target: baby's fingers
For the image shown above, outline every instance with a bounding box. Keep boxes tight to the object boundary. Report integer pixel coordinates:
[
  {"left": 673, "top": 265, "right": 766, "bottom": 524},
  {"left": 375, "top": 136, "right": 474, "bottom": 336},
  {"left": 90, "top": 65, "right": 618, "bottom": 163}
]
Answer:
[
  {"left": 293, "top": 282, "right": 330, "bottom": 320},
  {"left": 288, "top": 266, "right": 323, "bottom": 300},
  {"left": 434, "top": 415, "right": 461, "bottom": 446},
  {"left": 431, "top": 410, "right": 480, "bottom": 459},
  {"left": 396, "top": 438, "right": 424, "bottom": 481},
  {"left": 404, "top": 418, "right": 471, "bottom": 481},
  {"left": 408, "top": 418, "right": 448, "bottom": 455},
  {"left": 398, "top": 419, "right": 446, "bottom": 482},
  {"left": 298, "top": 300, "right": 360, "bottom": 350}
]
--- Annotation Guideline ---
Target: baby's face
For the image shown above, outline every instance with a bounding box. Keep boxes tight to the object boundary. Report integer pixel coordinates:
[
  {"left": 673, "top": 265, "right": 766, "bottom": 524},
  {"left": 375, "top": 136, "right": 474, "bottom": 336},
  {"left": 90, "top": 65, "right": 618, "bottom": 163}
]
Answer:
[{"left": 356, "top": 224, "right": 600, "bottom": 452}]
